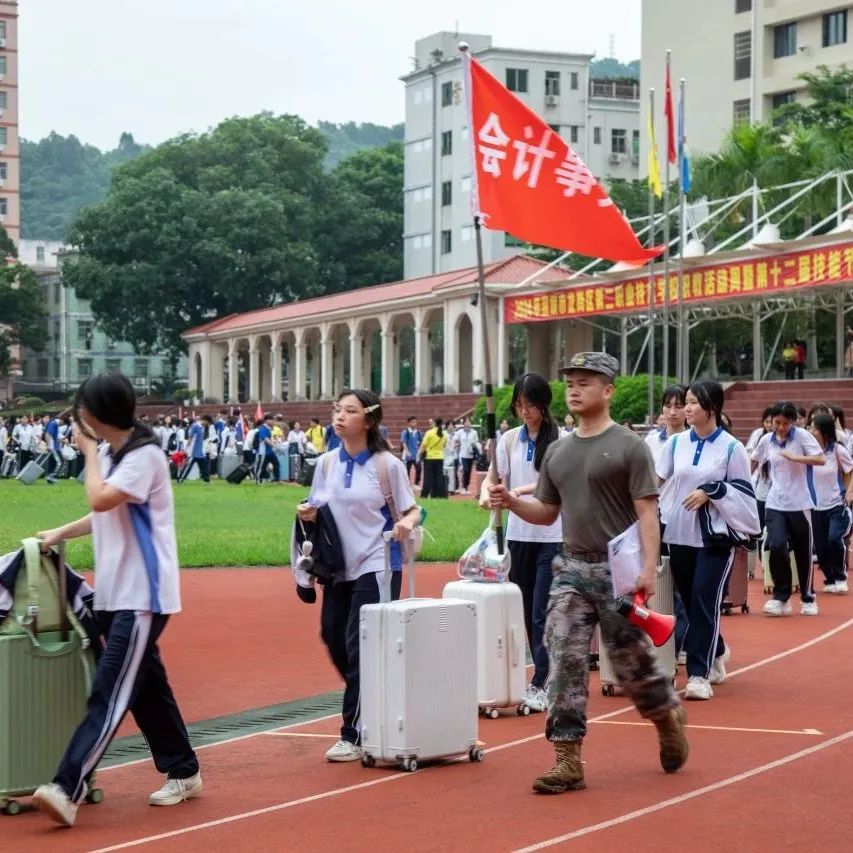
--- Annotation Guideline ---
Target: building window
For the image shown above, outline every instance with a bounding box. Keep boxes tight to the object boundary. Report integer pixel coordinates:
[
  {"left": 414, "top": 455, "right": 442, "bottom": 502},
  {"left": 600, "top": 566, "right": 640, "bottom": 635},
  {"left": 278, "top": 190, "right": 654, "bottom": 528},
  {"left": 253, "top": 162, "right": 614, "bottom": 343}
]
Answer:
[
  {"left": 78, "top": 320, "right": 94, "bottom": 350},
  {"left": 734, "top": 31, "right": 752, "bottom": 80},
  {"left": 77, "top": 358, "right": 93, "bottom": 379},
  {"left": 36, "top": 246, "right": 45, "bottom": 264},
  {"left": 570, "top": 72, "right": 579, "bottom": 90},
  {"left": 632, "top": 129, "right": 640, "bottom": 157},
  {"left": 441, "top": 229, "right": 452, "bottom": 255},
  {"left": 772, "top": 90, "right": 796, "bottom": 110},
  {"left": 134, "top": 358, "right": 148, "bottom": 379},
  {"left": 774, "top": 22, "right": 797, "bottom": 58},
  {"left": 0, "top": 56, "right": 6, "bottom": 76},
  {"left": 506, "top": 68, "right": 528, "bottom": 93},
  {"left": 545, "top": 71, "right": 560, "bottom": 97},
  {"left": 733, "top": 98, "right": 751, "bottom": 124},
  {"left": 53, "top": 357, "right": 60, "bottom": 378},
  {"left": 0, "top": 162, "right": 6, "bottom": 182},
  {"left": 735, "top": 0, "right": 752, "bottom": 13},
  {"left": 593, "top": 127, "right": 602, "bottom": 145},
  {"left": 0, "top": 21, "right": 6, "bottom": 38},
  {"left": 441, "top": 81, "right": 453, "bottom": 107},
  {"left": 0, "top": 127, "right": 7, "bottom": 146},
  {"left": 105, "top": 358, "right": 121, "bottom": 374},
  {"left": 53, "top": 281, "right": 60, "bottom": 303},
  {"left": 504, "top": 233, "right": 526, "bottom": 247},
  {"left": 570, "top": 125, "right": 579, "bottom": 144},
  {"left": 823, "top": 11, "right": 847, "bottom": 47},
  {"left": 547, "top": 123, "right": 561, "bottom": 135},
  {"left": 0, "top": 92, "right": 7, "bottom": 111},
  {"left": 52, "top": 318, "right": 60, "bottom": 340},
  {"left": 441, "top": 180, "right": 452, "bottom": 206},
  {"left": 441, "top": 130, "right": 452, "bottom": 156},
  {"left": 611, "top": 129, "right": 627, "bottom": 154},
  {"left": 0, "top": 198, "right": 7, "bottom": 216},
  {"left": 37, "top": 359, "right": 48, "bottom": 379}
]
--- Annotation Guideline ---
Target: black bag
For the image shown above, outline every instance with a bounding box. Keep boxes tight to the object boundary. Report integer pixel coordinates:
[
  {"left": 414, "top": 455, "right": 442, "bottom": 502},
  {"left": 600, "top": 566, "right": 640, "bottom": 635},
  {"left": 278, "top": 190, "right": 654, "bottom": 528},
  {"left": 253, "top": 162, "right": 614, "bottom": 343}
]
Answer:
[
  {"left": 226, "top": 462, "right": 252, "bottom": 484},
  {"left": 167, "top": 431, "right": 178, "bottom": 453},
  {"left": 292, "top": 506, "right": 344, "bottom": 584},
  {"left": 475, "top": 453, "right": 490, "bottom": 472}
]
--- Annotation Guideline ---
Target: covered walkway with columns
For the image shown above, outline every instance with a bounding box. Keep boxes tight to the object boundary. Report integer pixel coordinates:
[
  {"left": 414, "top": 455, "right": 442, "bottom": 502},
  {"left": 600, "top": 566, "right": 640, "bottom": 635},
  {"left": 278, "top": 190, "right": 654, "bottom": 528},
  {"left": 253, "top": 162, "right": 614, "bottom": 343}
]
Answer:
[{"left": 184, "top": 255, "right": 571, "bottom": 404}]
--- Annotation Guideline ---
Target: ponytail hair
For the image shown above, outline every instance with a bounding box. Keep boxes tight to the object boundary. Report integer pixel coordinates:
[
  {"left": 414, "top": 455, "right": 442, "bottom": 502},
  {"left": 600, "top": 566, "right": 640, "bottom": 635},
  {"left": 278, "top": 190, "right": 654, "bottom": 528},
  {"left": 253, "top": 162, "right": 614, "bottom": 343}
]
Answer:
[{"left": 435, "top": 418, "right": 444, "bottom": 439}]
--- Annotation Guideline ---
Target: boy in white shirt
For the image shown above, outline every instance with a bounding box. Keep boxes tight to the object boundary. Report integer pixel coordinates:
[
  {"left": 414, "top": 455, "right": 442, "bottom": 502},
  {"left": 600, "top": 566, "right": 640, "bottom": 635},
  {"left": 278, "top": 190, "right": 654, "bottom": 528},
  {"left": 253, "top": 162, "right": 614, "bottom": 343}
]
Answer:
[{"left": 32, "top": 373, "right": 200, "bottom": 827}]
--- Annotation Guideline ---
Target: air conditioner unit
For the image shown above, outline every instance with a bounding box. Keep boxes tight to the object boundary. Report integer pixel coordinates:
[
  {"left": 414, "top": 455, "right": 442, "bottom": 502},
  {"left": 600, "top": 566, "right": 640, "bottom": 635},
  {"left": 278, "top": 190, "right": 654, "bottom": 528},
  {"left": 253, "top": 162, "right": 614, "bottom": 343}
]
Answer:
[
  {"left": 0, "top": 38, "right": 6, "bottom": 48},
  {"left": 609, "top": 152, "right": 622, "bottom": 165},
  {"left": 545, "top": 94, "right": 559, "bottom": 107}
]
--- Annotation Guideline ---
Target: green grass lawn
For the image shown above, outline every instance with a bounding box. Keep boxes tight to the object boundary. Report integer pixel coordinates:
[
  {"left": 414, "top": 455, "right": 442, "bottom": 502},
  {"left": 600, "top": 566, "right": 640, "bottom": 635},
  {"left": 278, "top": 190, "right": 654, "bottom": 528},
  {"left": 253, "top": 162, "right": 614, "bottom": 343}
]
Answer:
[{"left": 0, "top": 479, "right": 487, "bottom": 570}]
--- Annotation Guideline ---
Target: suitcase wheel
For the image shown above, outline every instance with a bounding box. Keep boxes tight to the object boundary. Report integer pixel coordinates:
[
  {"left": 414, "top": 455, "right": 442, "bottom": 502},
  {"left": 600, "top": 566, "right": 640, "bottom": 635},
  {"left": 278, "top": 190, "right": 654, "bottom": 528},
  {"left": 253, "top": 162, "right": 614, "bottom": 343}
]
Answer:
[
  {"left": 485, "top": 708, "right": 499, "bottom": 720},
  {"left": 361, "top": 755, "right": 376, "bottom": 768},
  {"left": 2, "top": 799, "right": 21, "bottom": 816},
  {"left": 517, "top": 704, "right": 531, "bottom": 717},
  {"left": 602, "top": 684, "right": 616, "bottom": 697},
  {"left": 86, "top": 788, "right": 104, "bottom": 805},
  {"left": 401, "top": 757, "right": 418, "bottom": 773},
  {"left": 742, "top": 604, "right": 749, "bottom": 614},
  {"left": 469, "top": 747, "right": 485, "bottom": 763}
]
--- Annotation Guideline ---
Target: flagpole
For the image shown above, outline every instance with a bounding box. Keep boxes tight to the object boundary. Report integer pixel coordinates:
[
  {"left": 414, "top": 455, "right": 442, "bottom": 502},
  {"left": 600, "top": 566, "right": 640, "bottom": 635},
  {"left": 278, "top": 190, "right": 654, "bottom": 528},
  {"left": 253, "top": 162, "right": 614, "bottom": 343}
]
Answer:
[
  {"left": 460, "top": 41, "right": 504, "bottom": 555},
  {"left": 676, "top": 77, "right": 688, "bottom": 384},
  {"left": 662, "top": 50, "right": 672, "bottom": 384},
  {"left": 647, "top": 87, "right": 657, "bottom": 425}
]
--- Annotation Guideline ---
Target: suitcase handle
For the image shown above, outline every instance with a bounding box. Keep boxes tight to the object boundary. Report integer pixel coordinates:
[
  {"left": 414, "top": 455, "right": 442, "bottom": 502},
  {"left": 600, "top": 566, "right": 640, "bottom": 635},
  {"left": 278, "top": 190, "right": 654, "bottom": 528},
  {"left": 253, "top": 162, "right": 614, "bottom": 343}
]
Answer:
[
  {"left": 382, "top": 530, "right": 417, "bottom": 600},
  {"left": 509, "top": 624, "right": 520, "bottom": 668}
]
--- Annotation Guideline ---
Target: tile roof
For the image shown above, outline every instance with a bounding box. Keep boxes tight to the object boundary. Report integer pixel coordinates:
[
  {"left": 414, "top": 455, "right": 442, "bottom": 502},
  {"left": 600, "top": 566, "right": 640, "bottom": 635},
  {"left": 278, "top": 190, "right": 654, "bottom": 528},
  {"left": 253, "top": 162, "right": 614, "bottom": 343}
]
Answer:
[{"left": 184, "top": 254, "right": 568, "bottom": 337}]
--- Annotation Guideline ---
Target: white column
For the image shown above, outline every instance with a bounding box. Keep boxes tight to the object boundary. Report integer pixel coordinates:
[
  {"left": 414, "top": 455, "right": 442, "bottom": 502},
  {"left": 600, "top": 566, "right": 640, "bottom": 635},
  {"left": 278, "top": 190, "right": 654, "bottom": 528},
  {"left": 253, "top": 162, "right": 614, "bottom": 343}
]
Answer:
[
  {"left": 320, "top": 332, "right": 334, "bottom": 399},
  {"left": 269, "top": 336, "right": 281, "bottom": 402},
  {"left": 309, "top": 342, "right": 321, "bottom": 399},
  {"left": 248, "top": 346, "right": 260, "bottom": 402},
  {"left": 294, "top": 342, "right": 307, "bottom": 400},
  {"left": 334, "top": 334, "right": 346, "bottom": 394},
  {"left": 414, "top": 325, "right": 429, "bottom": 394},
  {"left": 443, "top": 304, "right": 457, "bottom": 393},
  {"left": 380, "top": 331, "right": 394, "bottom": 396},
  {"left": 227, "top": 341, "right": 238, "bottom": 403},
  {"left": 349, "top": 334, "right": 363, "bottom": 389}
]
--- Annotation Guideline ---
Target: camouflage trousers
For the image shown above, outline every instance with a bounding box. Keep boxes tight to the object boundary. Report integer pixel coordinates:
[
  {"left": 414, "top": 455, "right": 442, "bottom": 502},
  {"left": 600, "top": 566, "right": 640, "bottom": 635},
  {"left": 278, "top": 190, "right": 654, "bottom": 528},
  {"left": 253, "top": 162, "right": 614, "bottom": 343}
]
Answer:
[{"left": 545, "top": 553, "right": 678, "bottom": 742}]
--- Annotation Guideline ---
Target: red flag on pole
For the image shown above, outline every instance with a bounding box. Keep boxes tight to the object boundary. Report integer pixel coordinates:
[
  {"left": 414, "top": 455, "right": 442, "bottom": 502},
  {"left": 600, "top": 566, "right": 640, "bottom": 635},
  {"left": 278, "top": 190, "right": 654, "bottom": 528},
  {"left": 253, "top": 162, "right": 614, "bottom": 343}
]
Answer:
[
  {"left": 664, "top": 54, "right": 677, "bottom": 165},
  {"left": 254, "top": 402, "right": 264, "bottom": 422},
  {"left": 463, "top": 51, "right": 661, "bottom": 263}
]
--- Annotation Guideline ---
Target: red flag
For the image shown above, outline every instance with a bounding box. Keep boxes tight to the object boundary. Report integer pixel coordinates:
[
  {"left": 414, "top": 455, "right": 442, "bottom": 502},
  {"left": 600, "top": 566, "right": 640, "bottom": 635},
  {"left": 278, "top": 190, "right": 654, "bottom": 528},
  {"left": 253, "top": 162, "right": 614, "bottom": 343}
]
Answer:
[
  {"left": 464, "top": 53, "right": 661, "bottom": 263},
  {"left": 664, "top": 58, "right": 677, "bottom": 165},
  {"left": 254, "top": 402, "right": 264, "bottom": 422}
]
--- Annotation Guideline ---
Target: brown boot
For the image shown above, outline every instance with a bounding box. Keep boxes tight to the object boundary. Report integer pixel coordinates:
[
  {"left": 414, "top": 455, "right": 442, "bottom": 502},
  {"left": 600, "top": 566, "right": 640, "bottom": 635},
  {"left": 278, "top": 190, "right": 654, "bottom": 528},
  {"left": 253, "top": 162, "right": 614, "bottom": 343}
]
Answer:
[
  {"left": 532, "top": 741, "right": 586, "bottom": 794},
  {"left": 655, "top": 704, "right": 689, "bottom": 773}
]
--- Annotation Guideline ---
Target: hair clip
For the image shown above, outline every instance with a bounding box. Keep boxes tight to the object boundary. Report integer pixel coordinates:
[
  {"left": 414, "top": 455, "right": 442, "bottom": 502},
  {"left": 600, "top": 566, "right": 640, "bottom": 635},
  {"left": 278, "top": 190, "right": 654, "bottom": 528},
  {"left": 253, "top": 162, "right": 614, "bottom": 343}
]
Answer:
[{"left": 363, "top": 403, "right": 380, "bottom": 414}]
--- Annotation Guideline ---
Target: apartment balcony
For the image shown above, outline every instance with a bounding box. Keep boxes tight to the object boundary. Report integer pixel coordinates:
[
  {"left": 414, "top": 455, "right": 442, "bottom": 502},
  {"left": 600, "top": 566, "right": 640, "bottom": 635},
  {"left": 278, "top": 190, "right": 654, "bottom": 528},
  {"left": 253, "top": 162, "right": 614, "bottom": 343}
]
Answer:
[{"left": 589, "top": 79, "right": 640, "bottom": 101}]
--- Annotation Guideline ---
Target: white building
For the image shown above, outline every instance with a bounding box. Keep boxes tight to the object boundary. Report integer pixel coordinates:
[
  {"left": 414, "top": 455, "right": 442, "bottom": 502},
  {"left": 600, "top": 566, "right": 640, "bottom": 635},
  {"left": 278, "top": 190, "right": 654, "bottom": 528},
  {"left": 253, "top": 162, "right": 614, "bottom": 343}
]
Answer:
[
  {"left": 641, "top": 0, "right": 853, "bottom": 166},
  {"left": 401, "top": 32, "right": 641, "bottom": 279}
]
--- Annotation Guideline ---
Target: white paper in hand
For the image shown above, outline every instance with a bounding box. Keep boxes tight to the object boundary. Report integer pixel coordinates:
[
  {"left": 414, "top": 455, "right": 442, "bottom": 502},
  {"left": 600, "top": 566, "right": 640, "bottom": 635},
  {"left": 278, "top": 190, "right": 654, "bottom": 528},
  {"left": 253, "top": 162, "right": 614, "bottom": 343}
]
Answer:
[{"left": 608, "top": 521, "right": 644, "bottom": 598}]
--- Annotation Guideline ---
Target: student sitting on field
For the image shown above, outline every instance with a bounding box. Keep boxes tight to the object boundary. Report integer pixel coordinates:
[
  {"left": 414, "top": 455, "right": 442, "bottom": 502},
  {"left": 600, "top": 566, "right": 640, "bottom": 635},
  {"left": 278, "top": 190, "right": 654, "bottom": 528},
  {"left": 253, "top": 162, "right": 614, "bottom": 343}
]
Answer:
[{"left": 32, "top": 373, "right": 200, "bottom": 827}]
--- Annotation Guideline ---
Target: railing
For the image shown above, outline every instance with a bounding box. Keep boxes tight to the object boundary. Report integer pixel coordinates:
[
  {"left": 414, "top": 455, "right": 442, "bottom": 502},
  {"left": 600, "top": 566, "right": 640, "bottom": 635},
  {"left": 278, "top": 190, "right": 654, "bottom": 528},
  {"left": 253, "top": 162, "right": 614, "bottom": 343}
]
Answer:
[{"left": 589, "top": 79, "right": 640, "bottom": 101}]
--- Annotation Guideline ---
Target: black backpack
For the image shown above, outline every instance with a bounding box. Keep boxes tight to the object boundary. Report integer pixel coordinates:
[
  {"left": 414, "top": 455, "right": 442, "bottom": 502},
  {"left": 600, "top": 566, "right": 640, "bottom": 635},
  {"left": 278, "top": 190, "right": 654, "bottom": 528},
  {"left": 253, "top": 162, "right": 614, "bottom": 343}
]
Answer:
[
  {"left": 166, "top": 430, "right": 178, "bottom": 452},
  {"left": 252, "top": 430, "right": 262, "bottom": 451}
]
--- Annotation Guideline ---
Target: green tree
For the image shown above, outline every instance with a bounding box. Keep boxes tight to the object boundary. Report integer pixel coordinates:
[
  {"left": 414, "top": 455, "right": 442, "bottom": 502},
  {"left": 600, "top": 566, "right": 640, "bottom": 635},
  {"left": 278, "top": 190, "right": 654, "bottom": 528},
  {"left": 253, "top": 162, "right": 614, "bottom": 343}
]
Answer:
[
  {"left": 63, "top": 114, "right": 330, "bottom": 360},
  {"left": 774, "top": 64, "right": 853, "bottom": 132},
  {"left": 0, "top": 262, "right": 48, "bottom": 376},
  {"left": 318, "top": 121, "right": 405, "bottom": 170}
]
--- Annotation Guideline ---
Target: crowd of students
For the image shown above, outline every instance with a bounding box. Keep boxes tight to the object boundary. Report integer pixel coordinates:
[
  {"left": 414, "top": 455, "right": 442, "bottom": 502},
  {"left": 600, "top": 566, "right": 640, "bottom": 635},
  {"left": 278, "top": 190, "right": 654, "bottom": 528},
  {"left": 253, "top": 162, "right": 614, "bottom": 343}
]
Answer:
[{"left": 1, "top": 412, "right": 82, "bottom": 482}]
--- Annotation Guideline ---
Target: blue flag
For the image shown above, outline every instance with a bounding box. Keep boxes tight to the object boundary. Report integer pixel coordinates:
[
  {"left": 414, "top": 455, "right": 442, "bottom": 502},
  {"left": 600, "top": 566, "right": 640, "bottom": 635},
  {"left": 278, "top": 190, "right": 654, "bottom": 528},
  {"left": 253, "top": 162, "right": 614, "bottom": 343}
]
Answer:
[{"left": 678, "top": 93, "right": 692, "bottom": 194}]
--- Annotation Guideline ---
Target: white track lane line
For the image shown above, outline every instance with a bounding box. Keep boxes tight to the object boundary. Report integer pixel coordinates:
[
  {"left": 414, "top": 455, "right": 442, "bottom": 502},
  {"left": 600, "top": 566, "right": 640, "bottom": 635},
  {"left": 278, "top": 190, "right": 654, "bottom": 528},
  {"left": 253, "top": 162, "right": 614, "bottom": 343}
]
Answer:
[
  {"left": 85, "top": 617, "right": 853, "bottom": 852},
  {"left": 590, "top": 721, "right": 823, "bottom": 736},
  {"left": 513, "top": 729, "right": 853, "bottom": 852}
]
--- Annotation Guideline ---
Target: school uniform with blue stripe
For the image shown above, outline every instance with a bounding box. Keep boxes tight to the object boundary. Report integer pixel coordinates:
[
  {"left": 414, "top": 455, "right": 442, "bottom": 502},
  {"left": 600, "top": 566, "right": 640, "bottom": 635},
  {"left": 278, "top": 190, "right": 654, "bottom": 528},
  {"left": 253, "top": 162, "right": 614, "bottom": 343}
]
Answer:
[
  {"left": 657, "top": 427, "right": 760, "bottom": 680},
  {"left": 53, "top": 443, "right": 197, "bottom": 804}
]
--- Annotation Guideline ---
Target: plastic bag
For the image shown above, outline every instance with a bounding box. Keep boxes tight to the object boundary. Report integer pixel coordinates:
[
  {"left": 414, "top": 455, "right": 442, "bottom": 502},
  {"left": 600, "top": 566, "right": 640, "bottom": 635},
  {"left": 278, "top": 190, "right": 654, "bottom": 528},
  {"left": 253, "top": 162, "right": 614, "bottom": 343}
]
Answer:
[{"left": 457, "top": 526, "right": 511, "bottom": 582}]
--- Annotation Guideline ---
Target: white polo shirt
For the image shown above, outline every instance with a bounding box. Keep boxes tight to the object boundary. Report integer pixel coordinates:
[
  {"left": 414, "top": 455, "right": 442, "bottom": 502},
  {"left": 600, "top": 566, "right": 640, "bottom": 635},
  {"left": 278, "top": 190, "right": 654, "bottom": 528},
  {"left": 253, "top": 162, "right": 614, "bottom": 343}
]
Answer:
[
  {"left": 496, "top": 427, "right": 563, "bottom": 544},
  {"left": 309, "top": 449, "right": 416, "bottom": 581},
  {"left": 751, "top": 427, "right": 823, "bottom": 512},
  {"left": 645, "top": 427, "right": 684, "bottom": 525},
  {"left": 92, "top": 443, "right": 181, "bottom": 614},
  {"left": 811, "top": 443, "right": 853, "bottom": 511},
  {"left": 657, "top": 426, "right": 752, "bottom": 548}
]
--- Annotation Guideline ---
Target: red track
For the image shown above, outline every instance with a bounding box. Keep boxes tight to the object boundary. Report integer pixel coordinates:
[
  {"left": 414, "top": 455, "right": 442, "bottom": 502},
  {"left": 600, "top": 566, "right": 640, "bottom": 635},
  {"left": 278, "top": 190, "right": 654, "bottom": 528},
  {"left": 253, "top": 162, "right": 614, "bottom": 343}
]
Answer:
[{"left": 4, "top": 566, "right": 852, "bottom": 852}]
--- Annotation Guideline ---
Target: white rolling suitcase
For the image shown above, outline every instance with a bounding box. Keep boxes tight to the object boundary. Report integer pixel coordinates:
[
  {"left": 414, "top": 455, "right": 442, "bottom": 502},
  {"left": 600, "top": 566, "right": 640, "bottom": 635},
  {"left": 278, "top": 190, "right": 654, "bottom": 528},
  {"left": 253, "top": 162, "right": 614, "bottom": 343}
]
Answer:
[
  {"left": 359, "top": 534, "right": 482, "bottom": 772},
  {"left": 442, "top": 580, "right": 529, "bottom": 719},
  {"left": 599, "top": 558, "right": 677, "bottom": 696},
  {"left": 16, "top": 460, "right": 46, "bottom": 485}
]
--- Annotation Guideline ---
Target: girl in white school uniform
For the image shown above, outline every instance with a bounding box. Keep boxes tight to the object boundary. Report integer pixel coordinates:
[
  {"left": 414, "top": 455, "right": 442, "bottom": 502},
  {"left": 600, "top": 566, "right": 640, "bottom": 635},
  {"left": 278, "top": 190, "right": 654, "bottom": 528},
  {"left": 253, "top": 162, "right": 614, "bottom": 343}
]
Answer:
[
  {"left": 656, "top": 381, "right": 760, "bottom": 701},
  {"left": 751, "top": 400, "right": 825, "bottom": 616},
  {"left": 32, "top": 373, "right": 199, "bottom": 828},
  {"left": 808, "top": 412, "right": 853, "bottom": 594},
  {"left": 296, "top": 389, "right": 420, "bottom": 763}
]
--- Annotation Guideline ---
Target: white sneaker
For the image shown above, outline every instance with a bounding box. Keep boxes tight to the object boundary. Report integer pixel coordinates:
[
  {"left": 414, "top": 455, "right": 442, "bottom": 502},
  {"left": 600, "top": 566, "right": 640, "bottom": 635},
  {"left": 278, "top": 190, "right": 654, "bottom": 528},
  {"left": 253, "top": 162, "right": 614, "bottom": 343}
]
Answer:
[
  {"left": 836, "top": 581, "right": 848, "bottom": 594},
  {"left": 823, "top": 583, "right": 838, "bottom": 594},
  {"left": 33, "top": 783, "right": 78, "bottom": 826},
  {"left": 763, "top": 599, "right": 792, "bottom": 617},
  {"left": 523, "top": 684, "right": 548, "bottom": 713},
  {"left": 149, "top": 772, "right": 203, "bottom": 806},
  {"left": 709, "top": 644, "right": 731, "bottom": 685},
  {"left": 801, "top": 601, "right": 819, "bottom": 616},
  {"left": 684, "top": 676, "right": 714, "bottom": 701},
  {"left": 325, "top": 739, "right": 362, "bottom": 762}
]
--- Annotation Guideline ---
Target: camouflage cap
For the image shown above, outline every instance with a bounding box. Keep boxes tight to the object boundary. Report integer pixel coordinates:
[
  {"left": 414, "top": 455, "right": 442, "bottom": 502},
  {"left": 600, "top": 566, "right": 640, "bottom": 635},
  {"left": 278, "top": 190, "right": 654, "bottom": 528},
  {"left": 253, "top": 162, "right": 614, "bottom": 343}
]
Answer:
[{"left": 559, "top": 351, "right": 619, "bottom": 380}]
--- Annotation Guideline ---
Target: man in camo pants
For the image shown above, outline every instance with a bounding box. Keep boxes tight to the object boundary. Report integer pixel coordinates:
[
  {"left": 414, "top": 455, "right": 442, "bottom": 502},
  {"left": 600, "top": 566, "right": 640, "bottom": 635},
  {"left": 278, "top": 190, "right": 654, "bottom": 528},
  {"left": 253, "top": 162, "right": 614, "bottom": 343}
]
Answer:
[{"left": 490, "top": 352, "right": 688, "bottom": 793}]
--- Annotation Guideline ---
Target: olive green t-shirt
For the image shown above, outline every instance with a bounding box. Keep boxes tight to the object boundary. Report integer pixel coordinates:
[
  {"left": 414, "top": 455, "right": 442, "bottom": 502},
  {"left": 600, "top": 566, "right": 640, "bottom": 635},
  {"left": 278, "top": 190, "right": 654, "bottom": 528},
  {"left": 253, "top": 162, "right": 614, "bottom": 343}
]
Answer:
[{"left": 534, "top": 423, "right": 659, "bottom": 553}]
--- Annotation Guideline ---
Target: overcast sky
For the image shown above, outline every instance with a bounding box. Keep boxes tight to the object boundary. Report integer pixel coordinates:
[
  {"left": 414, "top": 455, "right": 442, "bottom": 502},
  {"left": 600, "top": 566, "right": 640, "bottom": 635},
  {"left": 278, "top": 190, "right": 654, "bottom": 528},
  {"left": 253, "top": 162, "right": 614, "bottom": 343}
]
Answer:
[{"left": 18, "top": 0, "right": 641, "bottom": 150}]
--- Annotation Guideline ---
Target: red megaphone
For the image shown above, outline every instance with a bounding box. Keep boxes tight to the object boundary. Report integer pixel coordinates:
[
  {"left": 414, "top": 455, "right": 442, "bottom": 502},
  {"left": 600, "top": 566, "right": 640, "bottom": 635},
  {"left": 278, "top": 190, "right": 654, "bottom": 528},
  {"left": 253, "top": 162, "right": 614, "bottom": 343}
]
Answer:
[{"left": 617, "top": 593, "right": 675, "bottom": 647}]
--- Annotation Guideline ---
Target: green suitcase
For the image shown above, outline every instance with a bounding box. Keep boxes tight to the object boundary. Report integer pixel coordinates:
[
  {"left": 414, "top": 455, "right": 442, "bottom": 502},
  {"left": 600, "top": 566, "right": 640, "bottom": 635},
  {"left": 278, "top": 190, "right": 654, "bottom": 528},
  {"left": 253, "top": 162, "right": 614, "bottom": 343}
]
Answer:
[{"left": 0, "top": 538, "right": 98, "bottom": 816}]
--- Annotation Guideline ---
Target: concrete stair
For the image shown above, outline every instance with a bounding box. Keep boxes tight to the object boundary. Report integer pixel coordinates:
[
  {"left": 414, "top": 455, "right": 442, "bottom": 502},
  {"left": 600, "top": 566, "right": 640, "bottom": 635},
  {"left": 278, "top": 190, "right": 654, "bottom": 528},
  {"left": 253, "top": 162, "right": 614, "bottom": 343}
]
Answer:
[
  {"left": 138, "top": 393, "right": 481, "bottom": 440},
  {"left": 725, "top": 379, "right": 853, "bottom": 441}
]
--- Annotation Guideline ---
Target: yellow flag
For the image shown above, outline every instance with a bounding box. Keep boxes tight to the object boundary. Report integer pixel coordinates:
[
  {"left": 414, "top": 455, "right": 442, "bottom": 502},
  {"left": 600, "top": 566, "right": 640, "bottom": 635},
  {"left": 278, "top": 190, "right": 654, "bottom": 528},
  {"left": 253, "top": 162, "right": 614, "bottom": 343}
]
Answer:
[{"left": 647, "top": 115, "right": 663, "bottom": 199}]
